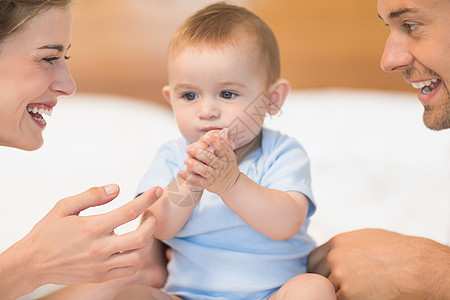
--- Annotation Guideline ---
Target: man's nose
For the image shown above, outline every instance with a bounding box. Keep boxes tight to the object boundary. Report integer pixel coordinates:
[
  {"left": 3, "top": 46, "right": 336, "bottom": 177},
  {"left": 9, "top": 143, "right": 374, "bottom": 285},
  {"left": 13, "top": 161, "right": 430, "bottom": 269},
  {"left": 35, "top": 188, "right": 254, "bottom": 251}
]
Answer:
[{"left": 380, "top": 31, "right": 414, "bottom": 73}]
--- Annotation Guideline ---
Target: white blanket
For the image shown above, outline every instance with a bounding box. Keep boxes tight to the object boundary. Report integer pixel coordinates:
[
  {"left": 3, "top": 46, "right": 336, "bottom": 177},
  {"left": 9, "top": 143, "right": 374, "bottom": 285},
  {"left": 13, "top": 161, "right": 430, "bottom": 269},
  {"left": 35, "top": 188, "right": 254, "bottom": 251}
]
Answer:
[{"left": 1, "top": 90, "right": 449, "bottom": 299}]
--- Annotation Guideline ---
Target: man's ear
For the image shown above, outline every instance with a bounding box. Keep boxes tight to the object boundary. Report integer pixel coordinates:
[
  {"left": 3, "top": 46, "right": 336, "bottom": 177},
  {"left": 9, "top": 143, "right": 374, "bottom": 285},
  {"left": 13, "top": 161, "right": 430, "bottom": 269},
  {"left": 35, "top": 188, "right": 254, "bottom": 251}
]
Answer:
[
  {"left": 162, "top": 85, "right": 171, "bottom": 105},
  {"left": 267, "top": 79, "right": 290, "bottom": 116}
]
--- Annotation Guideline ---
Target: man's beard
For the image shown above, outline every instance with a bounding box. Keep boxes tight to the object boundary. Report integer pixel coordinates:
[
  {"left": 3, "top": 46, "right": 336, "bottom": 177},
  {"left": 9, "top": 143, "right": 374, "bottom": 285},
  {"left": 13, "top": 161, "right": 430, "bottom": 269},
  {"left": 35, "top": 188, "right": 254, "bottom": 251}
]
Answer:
[
  {"left": 422, "top": 83, "right": 450, "bottom": 131},
  {"left": 404, "top": 67, "right": 450, "bottom": 131}
]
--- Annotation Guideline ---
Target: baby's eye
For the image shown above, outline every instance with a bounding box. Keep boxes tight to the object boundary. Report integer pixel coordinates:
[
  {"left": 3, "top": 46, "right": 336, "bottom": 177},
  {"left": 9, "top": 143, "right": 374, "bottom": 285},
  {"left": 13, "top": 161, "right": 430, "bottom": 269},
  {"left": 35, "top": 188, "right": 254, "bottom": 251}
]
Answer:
[
  {"left": 220, "top": 91, "right": 236, "bottom": 100},
  {"left": 183, "top": 92, "right": 198, "bottom": 101}
]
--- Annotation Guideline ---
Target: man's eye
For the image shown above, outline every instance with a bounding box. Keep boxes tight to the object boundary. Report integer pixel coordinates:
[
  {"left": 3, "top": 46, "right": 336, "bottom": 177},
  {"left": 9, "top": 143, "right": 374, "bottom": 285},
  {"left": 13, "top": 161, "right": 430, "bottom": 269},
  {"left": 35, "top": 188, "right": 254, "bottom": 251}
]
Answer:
[
  {"left": 183, "top": 92, "right": 197, "bottom": 101},
  {"left": 220, "top": 91, "right": 236, "bottom": 99},
  {"left": 404, "top": 23, "right": 418, "bottom": 32}
]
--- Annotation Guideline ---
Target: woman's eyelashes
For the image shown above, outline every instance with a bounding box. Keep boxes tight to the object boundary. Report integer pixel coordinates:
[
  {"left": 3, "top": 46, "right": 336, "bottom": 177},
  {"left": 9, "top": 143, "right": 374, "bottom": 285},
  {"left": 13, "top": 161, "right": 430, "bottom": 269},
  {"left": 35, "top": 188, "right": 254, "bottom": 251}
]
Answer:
[
  {"left": 42, "top": 54, "right": 71, "bottom": 65},
  {"left": 43, "top": 56, "right": 59, "bottom": 64}
]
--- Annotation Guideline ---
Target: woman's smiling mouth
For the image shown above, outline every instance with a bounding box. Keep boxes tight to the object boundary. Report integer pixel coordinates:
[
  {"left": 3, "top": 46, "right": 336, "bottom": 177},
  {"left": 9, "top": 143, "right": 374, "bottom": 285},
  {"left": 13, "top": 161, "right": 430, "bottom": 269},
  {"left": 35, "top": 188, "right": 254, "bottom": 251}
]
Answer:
[{"left": 26, "top": 103, "right": 54, "bottom": 127}]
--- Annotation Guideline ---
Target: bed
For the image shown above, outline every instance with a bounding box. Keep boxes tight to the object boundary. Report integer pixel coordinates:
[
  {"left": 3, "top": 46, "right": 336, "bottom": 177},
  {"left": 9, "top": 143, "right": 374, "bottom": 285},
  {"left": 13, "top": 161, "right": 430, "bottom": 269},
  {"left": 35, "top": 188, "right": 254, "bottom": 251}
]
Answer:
[{"left": 1, "top": 89, "right": 448, "bottom": 299}]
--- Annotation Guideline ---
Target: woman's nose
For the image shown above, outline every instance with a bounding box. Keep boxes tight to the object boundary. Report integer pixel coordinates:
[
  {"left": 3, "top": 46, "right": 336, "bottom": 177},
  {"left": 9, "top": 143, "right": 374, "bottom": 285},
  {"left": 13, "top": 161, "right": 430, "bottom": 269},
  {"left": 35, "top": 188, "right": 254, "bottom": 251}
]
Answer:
[
  {"left": 380, "top": 32, "right": 414, "bottom": 73},
  {"left": 50, "top": 61, "right": 76, "bottom": 96}
]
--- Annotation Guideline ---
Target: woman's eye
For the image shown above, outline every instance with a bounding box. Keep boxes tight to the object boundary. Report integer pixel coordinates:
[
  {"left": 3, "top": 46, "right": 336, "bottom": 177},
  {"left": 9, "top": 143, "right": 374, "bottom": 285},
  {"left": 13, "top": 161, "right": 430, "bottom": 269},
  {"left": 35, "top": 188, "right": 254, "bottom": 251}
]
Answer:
[
  {"left": 43, "top": 57, "right": 59, "bottom": 64},
  {"left": 220, "top": 91, "right": 236, "bottom": 99},
  {"left": 183, "top": 92, "right": 198, "bottom": 101}
]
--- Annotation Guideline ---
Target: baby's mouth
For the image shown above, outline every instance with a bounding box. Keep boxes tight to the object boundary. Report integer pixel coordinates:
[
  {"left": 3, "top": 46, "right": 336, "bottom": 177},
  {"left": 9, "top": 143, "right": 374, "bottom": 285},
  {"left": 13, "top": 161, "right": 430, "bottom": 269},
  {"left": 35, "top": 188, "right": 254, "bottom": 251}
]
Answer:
[
  {"left": 411, "top": 78, "right": 441, "bottom": 95},
  {"left": 26, "top": 104, "right": 53, "bottom": 124}
]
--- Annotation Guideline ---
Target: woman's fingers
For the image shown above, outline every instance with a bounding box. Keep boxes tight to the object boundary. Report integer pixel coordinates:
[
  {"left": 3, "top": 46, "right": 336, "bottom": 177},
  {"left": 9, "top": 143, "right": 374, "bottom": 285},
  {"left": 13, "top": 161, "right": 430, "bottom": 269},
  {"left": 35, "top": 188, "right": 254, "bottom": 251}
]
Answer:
[
  {"left": 103, "top": 265, "right": 141, "bottom": 282},
  {"left": 100, "top": 186, "right": 162, "bottom": 230},
  {"left": 99, "top": 211, "right": 158, "bottom": 280},
  {"left": 55, "top": 184, "right": 120, "bottom": 216},
  {"left": 109, "top": 210, "right": 158, "bottom": 254},
  {"left": 24, "top": 185, "right": 163, "bottom": 286}
]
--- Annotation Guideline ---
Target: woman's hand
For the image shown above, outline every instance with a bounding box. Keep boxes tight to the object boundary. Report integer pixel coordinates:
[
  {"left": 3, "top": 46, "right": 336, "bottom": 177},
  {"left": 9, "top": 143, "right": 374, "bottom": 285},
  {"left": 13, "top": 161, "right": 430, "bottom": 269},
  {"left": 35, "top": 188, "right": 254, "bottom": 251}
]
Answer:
[
  {"left": 0, "top": 184, "right": 162, "bottom": 299},
  {"left": 35, "top": 238, "right": 170, "bottom": 300}
]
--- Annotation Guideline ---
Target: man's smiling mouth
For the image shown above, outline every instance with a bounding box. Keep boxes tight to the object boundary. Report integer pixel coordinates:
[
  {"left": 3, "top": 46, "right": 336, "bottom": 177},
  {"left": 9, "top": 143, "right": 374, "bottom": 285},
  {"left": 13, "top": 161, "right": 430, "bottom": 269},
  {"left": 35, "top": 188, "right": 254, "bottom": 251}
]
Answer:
[{"left": 410, "top": 78, "right": 441, "bottom": 95}]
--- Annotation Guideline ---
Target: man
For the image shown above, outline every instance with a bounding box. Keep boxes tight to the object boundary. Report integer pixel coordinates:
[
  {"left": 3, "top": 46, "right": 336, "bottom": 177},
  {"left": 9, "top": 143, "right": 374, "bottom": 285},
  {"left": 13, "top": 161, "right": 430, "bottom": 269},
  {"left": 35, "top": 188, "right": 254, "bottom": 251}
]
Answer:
[{"left": 308, "top": 0, "right": 450, "bottom": 300}]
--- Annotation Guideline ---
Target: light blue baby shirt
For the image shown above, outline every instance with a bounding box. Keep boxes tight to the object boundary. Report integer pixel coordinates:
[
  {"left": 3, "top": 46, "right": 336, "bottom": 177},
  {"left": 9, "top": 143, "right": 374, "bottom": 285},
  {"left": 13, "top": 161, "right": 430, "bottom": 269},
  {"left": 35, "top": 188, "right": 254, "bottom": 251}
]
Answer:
[{"left": 137, "top": 127, "right": 316, "bottom": 299}]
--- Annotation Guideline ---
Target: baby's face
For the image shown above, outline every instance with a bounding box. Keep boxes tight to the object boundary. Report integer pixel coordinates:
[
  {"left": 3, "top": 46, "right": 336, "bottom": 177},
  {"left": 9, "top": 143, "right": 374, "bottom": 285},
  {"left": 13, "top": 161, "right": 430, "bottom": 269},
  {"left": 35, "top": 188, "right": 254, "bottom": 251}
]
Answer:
[{"left": 165, "top": 45, "right": 272, "bottom": 149}]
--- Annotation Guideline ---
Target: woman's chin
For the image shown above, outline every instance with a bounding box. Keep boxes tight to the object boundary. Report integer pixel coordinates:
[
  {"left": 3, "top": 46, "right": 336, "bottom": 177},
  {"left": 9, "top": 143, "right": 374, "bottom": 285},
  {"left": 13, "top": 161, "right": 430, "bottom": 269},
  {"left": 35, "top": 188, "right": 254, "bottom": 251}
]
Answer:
[{"left": 14, "top": 136, "right": 44, "bottom": 151}]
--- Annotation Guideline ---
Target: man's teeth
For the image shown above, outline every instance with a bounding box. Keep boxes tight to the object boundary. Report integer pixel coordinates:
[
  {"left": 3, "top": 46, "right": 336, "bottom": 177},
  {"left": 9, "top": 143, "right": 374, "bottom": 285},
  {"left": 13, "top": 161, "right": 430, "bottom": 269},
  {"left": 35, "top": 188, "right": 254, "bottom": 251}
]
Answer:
[
  {"left": 411, "top": 78, "right": 438, "bottom": 89},
  {"left": 27, "top": 107, "right": 52, "bottom": 116}
]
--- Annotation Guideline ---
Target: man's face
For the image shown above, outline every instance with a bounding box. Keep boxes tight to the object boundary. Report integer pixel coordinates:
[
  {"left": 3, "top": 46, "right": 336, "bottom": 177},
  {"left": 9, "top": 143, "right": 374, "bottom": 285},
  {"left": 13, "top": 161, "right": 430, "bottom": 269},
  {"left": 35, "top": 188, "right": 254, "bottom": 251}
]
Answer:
[{"left": 378, "top": 0, "right": 450, "bottom": 130}]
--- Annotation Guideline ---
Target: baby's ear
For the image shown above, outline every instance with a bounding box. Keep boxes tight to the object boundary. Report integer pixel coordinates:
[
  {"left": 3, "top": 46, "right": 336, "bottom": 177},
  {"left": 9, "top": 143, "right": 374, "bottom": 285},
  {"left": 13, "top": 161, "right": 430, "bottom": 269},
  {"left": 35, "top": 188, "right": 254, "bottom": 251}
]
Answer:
[
  {"left": 267, "top": 79, "right": 290, "bottom": 116},
  {"left": 162, "top": 85, "right": 171, "bottom": 104}
]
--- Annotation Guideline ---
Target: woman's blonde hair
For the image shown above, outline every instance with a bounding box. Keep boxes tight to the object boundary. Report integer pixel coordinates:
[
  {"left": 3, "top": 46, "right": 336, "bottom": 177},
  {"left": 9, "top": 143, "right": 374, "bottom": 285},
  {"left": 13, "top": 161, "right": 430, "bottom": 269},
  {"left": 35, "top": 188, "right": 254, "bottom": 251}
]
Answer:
[
  {"left": 0, "top": 0, "right": 71, "bottom": 42},
  {"left": 168, "top": 2, "right": 280, "bottom": 85}
]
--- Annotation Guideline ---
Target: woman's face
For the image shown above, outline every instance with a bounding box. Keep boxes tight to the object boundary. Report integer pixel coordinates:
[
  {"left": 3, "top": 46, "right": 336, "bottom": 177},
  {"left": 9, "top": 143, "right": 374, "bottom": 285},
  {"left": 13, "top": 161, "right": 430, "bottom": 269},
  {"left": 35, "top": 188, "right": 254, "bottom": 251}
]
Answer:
[{"left": 0, "top": 5, "right": 75, "bottom": 150}]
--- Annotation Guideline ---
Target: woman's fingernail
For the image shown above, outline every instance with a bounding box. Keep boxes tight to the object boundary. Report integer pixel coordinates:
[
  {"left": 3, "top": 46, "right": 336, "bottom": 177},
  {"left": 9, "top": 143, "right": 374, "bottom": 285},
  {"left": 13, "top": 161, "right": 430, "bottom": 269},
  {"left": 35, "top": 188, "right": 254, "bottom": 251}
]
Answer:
[
  {"left": 155, "top": 187, "right": 163, "bottom": 198},
  {"left": 104, "top": 184, "right": 119, "bottom": 195}
]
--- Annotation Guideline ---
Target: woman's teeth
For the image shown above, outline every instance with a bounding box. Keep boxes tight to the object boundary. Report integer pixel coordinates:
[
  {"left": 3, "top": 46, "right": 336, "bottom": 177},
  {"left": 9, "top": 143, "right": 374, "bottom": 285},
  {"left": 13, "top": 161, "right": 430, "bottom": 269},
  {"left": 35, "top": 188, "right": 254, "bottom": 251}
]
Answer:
[
  {"left": 26, "top": 106, "right": 52, "bottom": 116},
  {"left": 411, "top": 79, "right": 439, "bottom": 95},
  {"left": 26, "top": 104, "right": 54, "bottom": 125}
]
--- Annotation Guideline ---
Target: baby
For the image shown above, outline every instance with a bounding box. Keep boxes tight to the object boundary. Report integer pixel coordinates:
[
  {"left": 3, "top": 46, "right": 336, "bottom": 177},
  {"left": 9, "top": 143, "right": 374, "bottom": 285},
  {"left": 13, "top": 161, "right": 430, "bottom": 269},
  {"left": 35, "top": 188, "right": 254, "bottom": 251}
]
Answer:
[{"left": 115, "top": 2, "right": 335, "bottom": 300}]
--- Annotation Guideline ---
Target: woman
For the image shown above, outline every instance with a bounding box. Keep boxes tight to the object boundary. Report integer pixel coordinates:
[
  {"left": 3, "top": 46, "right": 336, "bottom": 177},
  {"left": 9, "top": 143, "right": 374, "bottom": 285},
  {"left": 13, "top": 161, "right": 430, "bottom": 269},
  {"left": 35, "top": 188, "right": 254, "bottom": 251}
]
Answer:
[{"left": 0, "top": 1, "right": 161, "bottom": 299}]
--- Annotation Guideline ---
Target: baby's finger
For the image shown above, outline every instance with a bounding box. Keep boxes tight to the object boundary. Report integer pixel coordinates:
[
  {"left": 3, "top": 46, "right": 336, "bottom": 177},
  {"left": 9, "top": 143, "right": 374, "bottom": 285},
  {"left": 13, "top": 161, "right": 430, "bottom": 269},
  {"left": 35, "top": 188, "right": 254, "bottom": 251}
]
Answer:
[
  {"left": 184, "top": 157, "right": 216, "bottom": 180},
  {"left": 177, "top": 170, "right": 206, "bottom": 188},
  {"left": 186, "top": 145, "right": 216, "bottom": 166},
  {"left": 196, "top": 130, "right": 221, "bottom": 145},
  {"left": 204, "top": 134, "right": 233, "bottom": 157},
  {"left": 189, "top": 140, "right": 210, "bottom": 150},
  {"left": 220, "top": 128, "right": 236, "bottom": 150},
  {"left": 177, "top": 169, "right": 197, "bottom": 184}
]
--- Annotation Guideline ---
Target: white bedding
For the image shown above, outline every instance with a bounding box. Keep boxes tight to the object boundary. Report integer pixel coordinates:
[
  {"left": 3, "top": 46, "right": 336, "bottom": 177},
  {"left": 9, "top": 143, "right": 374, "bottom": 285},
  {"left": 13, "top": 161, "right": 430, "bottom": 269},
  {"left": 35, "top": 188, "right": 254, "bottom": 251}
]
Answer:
[{"left": 1, "top": 89, "right": 449, "bottom": 299}]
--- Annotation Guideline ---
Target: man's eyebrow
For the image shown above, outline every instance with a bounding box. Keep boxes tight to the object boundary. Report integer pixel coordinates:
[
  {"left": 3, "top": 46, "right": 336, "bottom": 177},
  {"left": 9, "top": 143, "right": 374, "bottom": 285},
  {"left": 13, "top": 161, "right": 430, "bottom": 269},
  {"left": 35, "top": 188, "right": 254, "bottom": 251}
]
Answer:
[{"left": 379, "top": 8, "right": 419, "bottom": 21}]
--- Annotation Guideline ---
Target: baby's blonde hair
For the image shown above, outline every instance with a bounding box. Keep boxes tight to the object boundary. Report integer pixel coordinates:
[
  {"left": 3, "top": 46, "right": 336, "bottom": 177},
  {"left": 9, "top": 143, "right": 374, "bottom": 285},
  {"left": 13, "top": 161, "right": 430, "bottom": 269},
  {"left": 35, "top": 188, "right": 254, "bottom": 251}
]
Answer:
[{"left": 168, "top": 2, "right": 280, "bottom": 85}]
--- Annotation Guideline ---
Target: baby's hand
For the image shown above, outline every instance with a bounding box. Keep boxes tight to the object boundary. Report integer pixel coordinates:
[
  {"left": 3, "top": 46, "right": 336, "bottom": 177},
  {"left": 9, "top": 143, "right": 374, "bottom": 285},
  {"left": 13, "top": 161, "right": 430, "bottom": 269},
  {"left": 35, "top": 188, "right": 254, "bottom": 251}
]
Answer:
[
  {"left": 177, "top": 138, "right": 209, "bottom": 194},
  {"left": 178, "top": 128, "right": 240, "bottom": 196}
]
